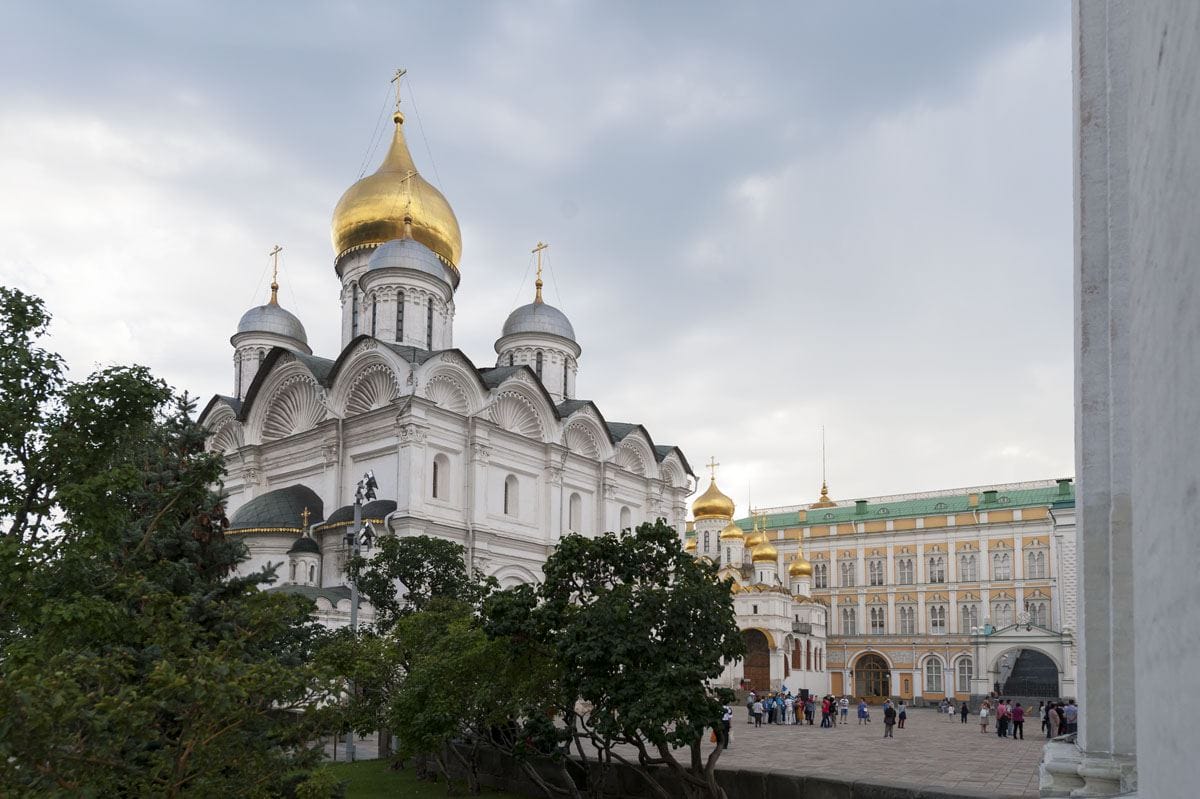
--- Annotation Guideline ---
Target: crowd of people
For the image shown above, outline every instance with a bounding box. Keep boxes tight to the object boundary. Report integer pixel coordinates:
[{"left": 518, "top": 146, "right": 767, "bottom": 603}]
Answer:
[{"left": 730, "top": 690, "right": 1080, "bottom": 746}]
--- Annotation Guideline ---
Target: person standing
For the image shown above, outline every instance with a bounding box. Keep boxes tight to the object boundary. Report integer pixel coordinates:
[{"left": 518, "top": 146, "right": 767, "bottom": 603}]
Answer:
[
  {"left": 839, "top": 696, "right": 849, "bottom": 724},
  {"left": 721, "top": 704, "right": 733, "bottom": 749},
  {"left": 1011, "top": 702, "right": 1025, "bottom": 740},
  {"left": 979, "top": 700, "right": 991, "bottom": 734},
  {"left": 1038, "top": 701, "right": 1047, "bottom": 737},
  {"left": 1063, "top": 699, "right": 1078, "bottom": 734},
  {"left": 858, "top": 699, "right": 868, "bottom": 725},
  {"left": 897, "top": 700, "right": 907, "bottom": 729},
  {"left": 960, "top": 701, "right": 969, "bottom": 723},
  {"left": 752, "top": 698, "right": 764, "bottom": 728},
  {"left": 883, "top": 700, "right": 897, "bottom": 737},
  {"left": 996, "top": 699, "right": 1009, "bottom": 738},
  {"left": 746, "top": 692, "right": 756, "bottom": 725},
  {"left": 1049, "top": 702, "right": 1062, "bottom": 738}
]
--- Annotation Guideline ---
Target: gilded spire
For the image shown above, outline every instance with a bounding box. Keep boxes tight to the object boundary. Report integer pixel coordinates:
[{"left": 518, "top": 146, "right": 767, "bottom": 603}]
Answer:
[
  {"left": 268, "top": 244, "right": 282, "bottom": 305},
  {"left": 532, "top": 241, "right": 548, "bottom": 303}
]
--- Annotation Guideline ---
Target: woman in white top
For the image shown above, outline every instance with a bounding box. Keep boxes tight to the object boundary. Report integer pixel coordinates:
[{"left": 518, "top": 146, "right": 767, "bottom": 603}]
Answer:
[{"left": 979, "top": 701, "right": 991, "bottom": 734}]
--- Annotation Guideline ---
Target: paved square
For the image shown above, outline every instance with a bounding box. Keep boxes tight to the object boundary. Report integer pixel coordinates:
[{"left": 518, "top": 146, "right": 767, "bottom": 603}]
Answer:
[{"left": 717, "top": 707, "right": 1046, "bottom": 797}]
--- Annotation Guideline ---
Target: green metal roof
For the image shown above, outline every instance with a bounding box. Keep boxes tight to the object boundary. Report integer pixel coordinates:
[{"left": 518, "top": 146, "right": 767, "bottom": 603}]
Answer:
[{"left": 736, "top": 481, "right": 1075, "bottom": 531}]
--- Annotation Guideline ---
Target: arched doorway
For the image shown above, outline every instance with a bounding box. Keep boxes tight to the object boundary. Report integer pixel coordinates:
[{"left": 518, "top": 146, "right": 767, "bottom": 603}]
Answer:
[
  {"left": 1000, "top": 649, "right": 1059, "bottom": 698},
  {"left": 742, "top": 629, "right": 771, "bottom": 692},
  {"left": 854, "top": 653, "right": 890, "bottom": 699}
]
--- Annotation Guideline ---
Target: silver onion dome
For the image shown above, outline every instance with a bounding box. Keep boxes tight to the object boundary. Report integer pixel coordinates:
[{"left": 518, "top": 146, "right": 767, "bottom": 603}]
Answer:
[
  {"left": 237, "top": 302, "right": 308, "bottom": 344},
  {"left": 501, "top": 301, "right": 576, "bottom": 342},
  {"left": 367, "top": 238, "right": 457, "bottom": 288}
]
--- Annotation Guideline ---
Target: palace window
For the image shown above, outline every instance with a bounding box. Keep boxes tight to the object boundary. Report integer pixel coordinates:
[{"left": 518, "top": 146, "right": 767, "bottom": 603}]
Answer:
[
  {"left": 925, "top": 659, "right": 943, "bottom": 693},
  {"left": 959, "top": 553, "right": 978, "bottom": 581},
  {"left": 928, "top": 556, "right": 946, "bottom": 583},
  {"left": 869, "top": 606, "right": 886, "bottom": 634},
  {"left": 395, "top": 290, "right": 405, "bottom": 341},
  {"left": 1026, "top": 600, "right": 1049, "bottom": 627},
  {"left": 992, "top": 602, "right": 1013, "bottom": 628},
  {"left": 813, "top": 563, "right": 828, "bottom": 588},
  {"left": 503, "top": 474, "right": 518, "bottom": 516},
  {"left": 426, "top": 298, "right": 434, "bottom": 349},
  {"left": 929, "top": 604, "right": 947, "bottom": 634},
  {"left": 868, "top": 558, "right": 885, "bottom": 586},
  {"left": 992, "top": 552, "right": 1012, "bottom": 580},
  {"left": 840, "top": 607, "right": 857, "bottom": 635},
  {"left": 839, "top": 560, "right": 856, "bottom": 587},
  {"left": 1026, "top": 549, "right": 1047, "bottom": 579},
  {"left": 961, "top": 603, "right": 980, "bottom": 632},
  {"left": 898, "top": 605, "right": 916, "bottom": 635},
  {"left": 897, "top": 558, "right": 914, "bottom": 584},
  {"left": 535, "top": 351, "right": 544, "bottom": 380},
  {"left": 957, "top": 657, "right": 973, "bottom": 692}
]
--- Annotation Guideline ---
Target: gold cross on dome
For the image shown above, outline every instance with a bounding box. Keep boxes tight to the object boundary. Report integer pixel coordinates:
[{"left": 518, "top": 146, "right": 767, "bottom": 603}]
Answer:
[
  {"left": 391, "top": 68, "right": 407, "bottom": 112},
  {"left": 532, "top": 241, "right": 549, "bottom": 302},
  {"left": 268, "top": 244, "right": 283, "bottom": 304},
  {"left": 707, "top": 456, "right": 719, "bottom": 481},
  {"left": 300, "top": 506, "right": 311, "bottom": 527}
]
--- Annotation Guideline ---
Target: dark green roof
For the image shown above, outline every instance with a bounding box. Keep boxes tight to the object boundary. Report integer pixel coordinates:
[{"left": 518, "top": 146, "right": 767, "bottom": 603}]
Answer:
[
  {"left": 230, "top": 484, "right": 324, "bottom": 531},
  {"left": 318, "top": 500, "right": 396, "bottom": 529},
  {"left": 287, "top": 536, "right": 321, "bottom": 554},
  {"left": 737, "top": 481, "right": 1075, "bottom": 530},
  {"left": 268, "top": 584, "right": 359, "bottom": 605}
]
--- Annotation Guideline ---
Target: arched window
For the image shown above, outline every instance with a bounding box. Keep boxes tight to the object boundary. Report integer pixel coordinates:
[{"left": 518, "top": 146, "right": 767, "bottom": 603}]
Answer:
[
  {"left": 813, "top": 563, "right": 828, "bottom": 588},
  {"left": 535, "top": 351, "right": 544, "bottom": 380},
  {"left": 868, "top": 558, "right": 884, "bottom": 586},
  {"left": 993, "top": 552, "right": 1012, "bottom": 580},
  {"left": 806, "top": 640, "right": 812, "bottom": 671},
  {"left": 236, "top": 357, "right": 243, "bottom": 397},
  {"left": 992, "top": 601, "right": 1013, "bottom": 627},
  {"left": 1026, "top": 549, "right": 1047, "bottom": 578},
  {"left": 957, "top": 657, "right": 973, "bottom": 693},
  {"left": 308, "top": 564, "right": 315, "bottom": 584},
  {"left": 371, "top": 295, "right": 378, "bottom": 337},
  {"left": 1026, "top": 600, "right": 1049, "bottom": 627},
  {"left": 925, "top": 658, "right": 943, "bottom": 692},
  {"left": 569, "top": 492, "right": 582, "bottom": 532},
  {"left": 289, "top": 562, "right": 296, "bottom": 582},
  {"left": 351, "top": 283, "right": 359, "bottom": 337},
  {"left": 897, "top": 558, "right": 914, "bottom": 584},
  {"left": 432, "top": 453, "right": 450, "bottom": 500},
  {"left": 503, "top": 474, "right": 519, "bottom": 516},
  {"left": 898, "top": 605, "right": 915, "bottom": 635},
  {"left": 619, "top": 506, "right": 631, "bottom": 531},
  {"left": 703, "top": 530, "right": 710, "bottom": 553},
  {"left": 840, "top": 607, "right": 857, "bottom": 635},
  {"left": 961, "top": 603, "right": 979, "bottom": 631},
  {"left": 870, "top": 606, "right": 886, "bottom": 634},
  {"left": 792, "top": 640, "right": 803, "bottom": 669},
  {"left": 426, "top": 298, "right": 434, "bottom": 349},
  {"left": 839, "top": 560, "right": 855, "bottom": 587},
  {"left": 562, "top": 364, "right": 569, "bottom": 398},
  {"left": 507, "top": 352, "right": 514, "bottom": 366},
  {"left": 929, "top": 604, "right": 947, "bottom": 634},
  {"left": 257, "top": 349, "right": 265, "bottom": 365},
  {"left": 929, "top": 555, "right": 946, "bottom": 583},
  {"left": 960, "top": 553, "right": 978, "bottom": 581},
  {"left": 395, "top": 290, "right": 405, "bottom": 342}
]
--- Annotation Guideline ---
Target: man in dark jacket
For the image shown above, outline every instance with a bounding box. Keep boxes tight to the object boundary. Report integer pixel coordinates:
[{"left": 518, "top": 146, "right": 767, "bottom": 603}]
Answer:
[{"left": 883, "top": 701, "right": 897, "bottom": 738}]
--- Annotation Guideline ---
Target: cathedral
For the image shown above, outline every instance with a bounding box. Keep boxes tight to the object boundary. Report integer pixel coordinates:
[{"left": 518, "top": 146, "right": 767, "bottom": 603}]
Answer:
[{"left": 199, "top": 87, "right": 694, "bottom": 626}]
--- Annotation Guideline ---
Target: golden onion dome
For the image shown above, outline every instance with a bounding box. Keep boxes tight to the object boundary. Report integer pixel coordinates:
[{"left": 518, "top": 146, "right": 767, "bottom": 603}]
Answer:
[
  {"left": 743, "top": 528, "right": 765, "bottom": 549},
  {"left": 752, "top": 541, "right": 779, "bottom": 563},
  {"left": 719, "top": 520, "right": 744, "bottom": 540},
  {"left": 788, "top": 553, "right": 813, "bottom": 577},
  {"left": 691, "top": 478, "right": 735, "bottom": 520},
  {"left": 331, "top": 111, "right": 462, "bottom": 272}
]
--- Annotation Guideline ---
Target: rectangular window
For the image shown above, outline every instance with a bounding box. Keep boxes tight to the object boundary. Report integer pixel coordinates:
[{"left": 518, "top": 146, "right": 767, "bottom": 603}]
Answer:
[
  {"left": 929, "top": 605, "right": 947, "bottom": 634},
  {"left": 959, "top": 554, "right": 977, "bottom": 581},
  {"left": 869, "top": 606, "right": 886, "bottom": 634},
  {"left": 898, "top": 606, "right": 915, "bottom": 635},
  {"left": 814, "top": 563, "right": 828, "bottom": 589},
  {"left": 868, "top": 559, "right": 884, "bottom": 586},
  {"left": 839, "top": 560, "right": 856, "bottom": 587},
  {"left": 897, "top": 558, "right": 914, "bottom": 585},
  {"left": 993, "top": 552, "right": 1012, "bottom": 580},
  {"left": 929, "top": 556, "right": 946, "bottom": 583}
]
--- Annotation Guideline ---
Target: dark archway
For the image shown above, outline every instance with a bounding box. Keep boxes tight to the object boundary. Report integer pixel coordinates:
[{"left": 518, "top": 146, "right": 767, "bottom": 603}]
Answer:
[
  {"left": 742, "top": 629, "right": 771, "bottom": 692},
  {"left": 854, "top": 653, "right": 891, "bottom": 699},
  {"left": 1001, "top": 649, "right": 1059, "bottom": 698}
]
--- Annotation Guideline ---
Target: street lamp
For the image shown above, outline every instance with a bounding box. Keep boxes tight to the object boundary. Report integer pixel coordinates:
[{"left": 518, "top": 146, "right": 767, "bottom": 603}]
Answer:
[{"left": 344, "top": 471, "right": 377, "bottom": 762}]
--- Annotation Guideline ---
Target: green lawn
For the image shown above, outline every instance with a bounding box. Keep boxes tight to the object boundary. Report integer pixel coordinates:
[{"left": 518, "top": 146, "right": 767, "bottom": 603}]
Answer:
[{"left": 324, "top": 759, "right": 528, "bottom": 799}]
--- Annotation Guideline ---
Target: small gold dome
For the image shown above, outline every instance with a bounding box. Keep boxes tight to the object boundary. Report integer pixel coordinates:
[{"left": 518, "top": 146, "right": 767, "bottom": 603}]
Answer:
[
  {"left": 331, "top": 111, "right": 462, "bottom": 271},
  {"left": 744, "top": 528, "right": 765, "bottom": 549},
  {"left": 719, "top": 520, "right": 744, "bottom": 540},
  {"left": 752, "top": 541, "right": 778, "bottom": 563},
  {"left": 788, "top": 554, "right": 813, "bottom": 577},
  {"left": 691, "top": 479, "right": 735, "bottom": 521},
  {"left": 684, "top": 536, "right": 696, "bottom": 552}
]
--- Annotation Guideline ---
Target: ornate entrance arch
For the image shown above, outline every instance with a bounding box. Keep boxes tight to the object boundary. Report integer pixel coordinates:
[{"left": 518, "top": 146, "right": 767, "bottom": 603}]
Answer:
[
  {"left": 854, "top": 653, "right": 891, "bottom": 699},
  {"left": 999, "top": 648, "right": 1060, "bottom": 698},
  {"left": 742, "top": 629, "right": 771, "bottom": 691}
]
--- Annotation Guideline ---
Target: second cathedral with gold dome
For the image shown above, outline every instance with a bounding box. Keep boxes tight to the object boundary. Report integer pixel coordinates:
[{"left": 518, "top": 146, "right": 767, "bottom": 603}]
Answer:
[
  {"left": 686, "top": 468, "right": 830, "bottom": 695},
  {"left": 198, "top": 79, "right": 694, "bottom": 625}
]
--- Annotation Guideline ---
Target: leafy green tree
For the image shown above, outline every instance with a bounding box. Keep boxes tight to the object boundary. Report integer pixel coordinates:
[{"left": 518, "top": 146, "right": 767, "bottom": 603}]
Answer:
[
  {"left": 0, "top": 288, "right": 333, "bottom": 797},
  {"left": 538, "top": 520, "right": 743, "bottom": 799}
]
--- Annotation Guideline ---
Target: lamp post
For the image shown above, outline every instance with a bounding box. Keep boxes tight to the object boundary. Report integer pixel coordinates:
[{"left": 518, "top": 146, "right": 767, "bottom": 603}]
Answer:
[
  {"left": 971, "top": 625, "right": 981, "bottom": 700},
  {"left": 343, "top": 471, "right": 377, "bottom": 762}
]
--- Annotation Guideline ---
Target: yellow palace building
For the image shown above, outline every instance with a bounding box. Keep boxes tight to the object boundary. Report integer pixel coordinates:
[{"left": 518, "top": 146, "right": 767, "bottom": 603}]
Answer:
[{"left": 700, "top": 476, "right": 1077, "bottom": 705}]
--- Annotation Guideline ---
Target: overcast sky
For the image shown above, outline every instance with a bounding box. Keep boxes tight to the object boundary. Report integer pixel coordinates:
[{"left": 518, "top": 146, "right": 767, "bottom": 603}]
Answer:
[{"left": 0, "top": 1, "right": 1073, "bottom": 514}]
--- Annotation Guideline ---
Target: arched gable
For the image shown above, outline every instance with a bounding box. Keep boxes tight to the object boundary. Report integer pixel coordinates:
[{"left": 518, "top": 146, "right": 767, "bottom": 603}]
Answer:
[
  {"left": 490, "top": 564, "right": 540, "bottom": 588},
  {"left": 613, "top": 429, "right": 658, "bottom": 479},
  {"left": 418, "top": 352, "right": 487, "bottom": 415},
  {"left": 483, "top": 378, "right": 557, "bottom": 442},
  {"left": 325, "top": 339, "right": 414, "bottom": 417},
  {"left": 659, "top": 453, "right": 687, "bottom": 489},
  {"left": 205, "top": 405, "right": 244, "bottom": 454},
  {"left": 561, "top": 407, "right": 614, "bottom": 460},
  {"left": 245, "top": 357, "right": 329, "bottom": 444},
  {"left": 850, "top": 649, "right": 895, "bottom": 669}
]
